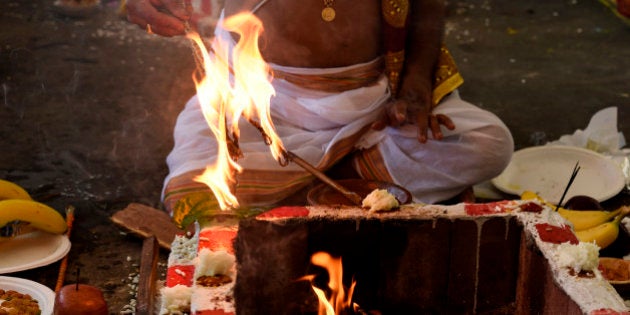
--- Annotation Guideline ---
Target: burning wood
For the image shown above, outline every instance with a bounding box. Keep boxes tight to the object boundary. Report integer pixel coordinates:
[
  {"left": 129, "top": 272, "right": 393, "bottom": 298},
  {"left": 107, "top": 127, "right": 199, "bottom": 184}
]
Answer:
[{"left": 300, "top": 252, "right": 358, "bottom": 315}]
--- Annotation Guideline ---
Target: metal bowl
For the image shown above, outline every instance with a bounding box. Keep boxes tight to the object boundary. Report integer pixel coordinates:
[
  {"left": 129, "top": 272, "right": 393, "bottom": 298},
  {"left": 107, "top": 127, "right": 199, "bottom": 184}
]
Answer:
[{"left": 306, "top": 179, "right": 411, "bottom": 206}]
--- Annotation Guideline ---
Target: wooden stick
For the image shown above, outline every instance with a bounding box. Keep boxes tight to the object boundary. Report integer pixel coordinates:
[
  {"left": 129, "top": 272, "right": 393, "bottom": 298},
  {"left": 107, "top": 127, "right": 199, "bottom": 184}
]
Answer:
[
  {"left": 136, "top": 236, "right": 160, "bottom": 315},
  {"left": 55, "top": 205, "right": 75, "bottom": 293},
  {"left": 285, "top": 150, "right": 363, "bottom": 206}
]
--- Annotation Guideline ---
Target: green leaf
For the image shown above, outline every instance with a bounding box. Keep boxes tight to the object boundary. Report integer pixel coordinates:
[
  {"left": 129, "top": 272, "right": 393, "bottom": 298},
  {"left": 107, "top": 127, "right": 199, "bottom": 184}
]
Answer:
[{"left": 171, "top": 192, "right": 269, "bottom": 229}]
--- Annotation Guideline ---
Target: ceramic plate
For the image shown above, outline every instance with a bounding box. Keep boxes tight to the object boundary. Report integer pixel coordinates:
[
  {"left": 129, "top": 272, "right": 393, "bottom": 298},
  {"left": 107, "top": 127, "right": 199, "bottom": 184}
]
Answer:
[
  {"left": 0, "top": 276, "right": 55, "bottom": 315},
  {"left": 0, "top": 231, "right": 70, "bottom": 274},
  {"left": 492, "top": 145, "right": 625, "bottom": 204}
]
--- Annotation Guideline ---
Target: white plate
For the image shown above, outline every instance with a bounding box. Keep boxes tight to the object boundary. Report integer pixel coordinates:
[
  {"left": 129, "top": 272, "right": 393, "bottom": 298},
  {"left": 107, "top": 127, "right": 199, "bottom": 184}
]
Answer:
[
  {"left": 0, "top": 231, "right": 71, "bottom": 274},
  {"left": 0, "top": 276, "right": 55, "bottom": 315},
  {"left": 492, "top": 145, "right": 625, "bottom": 204}
]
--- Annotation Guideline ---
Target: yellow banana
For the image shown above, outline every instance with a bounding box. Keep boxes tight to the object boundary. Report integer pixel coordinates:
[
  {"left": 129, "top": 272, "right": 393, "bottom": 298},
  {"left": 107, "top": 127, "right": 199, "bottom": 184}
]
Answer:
[
  {"left": 0, "top": 179, "right": 32, "bottom": 201},
  {"left": 557, "top": 208, "right": 622, "bottom": 231},
  {"left": 520, "top": 191, "right": 621, "bottom": 231},
  {"left": 520, "top": 190, "right": 544, "bottom": 202},
  {"left": 574, "top": 207, "right": 630, "bottom": 249},
  {"left": 0, "top": 199, "right": 67, "bottom": 234}
]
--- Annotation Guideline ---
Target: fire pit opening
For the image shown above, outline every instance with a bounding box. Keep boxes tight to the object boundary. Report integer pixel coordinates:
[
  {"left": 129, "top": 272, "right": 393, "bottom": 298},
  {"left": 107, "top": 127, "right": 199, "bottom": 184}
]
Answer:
[{"left": 234, "top": 215, "right": 526, "bottom": 315}]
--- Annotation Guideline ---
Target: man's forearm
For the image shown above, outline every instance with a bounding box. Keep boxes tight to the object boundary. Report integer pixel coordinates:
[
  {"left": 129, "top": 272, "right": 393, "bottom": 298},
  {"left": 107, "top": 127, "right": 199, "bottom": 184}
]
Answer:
[{"left": 402, "top": 0, "right": 446, "bottom": 87}]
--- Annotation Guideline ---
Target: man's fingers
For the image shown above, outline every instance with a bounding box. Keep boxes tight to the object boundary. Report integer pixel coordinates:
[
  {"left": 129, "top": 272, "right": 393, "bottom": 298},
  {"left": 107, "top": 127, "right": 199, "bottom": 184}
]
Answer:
[
  {"left": 128, "top": 15, "right": 185, "bottom": 37},
  {"left": 127, "top": 0, "right": 187, "bottom": 36},
  {"left": 162, "top": 0, "right": 192, "bottom": 20},
  {"left": 147, "top": 21, "right": 186, "bottom": 37},
  {"left": 429, "top": 115, "right": 442, "bottom": 140},
  {"left": 390, "top": 101, "right": 407, "bottom": 125},
  {"left": 436, "top": 114, "right": 455, "bottom": 130},
  {"left": 416, "top": 107, "right": 429, "bottom": 143},
  {"left": 418, "top": 114, "right": 456, "bottom": 143}
]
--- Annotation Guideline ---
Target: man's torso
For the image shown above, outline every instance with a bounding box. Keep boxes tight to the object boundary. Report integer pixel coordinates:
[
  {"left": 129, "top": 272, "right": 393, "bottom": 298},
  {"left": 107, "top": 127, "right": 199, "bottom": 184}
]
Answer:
[{"left": 223, "top": 0, "right": 383, "bottom": 68}]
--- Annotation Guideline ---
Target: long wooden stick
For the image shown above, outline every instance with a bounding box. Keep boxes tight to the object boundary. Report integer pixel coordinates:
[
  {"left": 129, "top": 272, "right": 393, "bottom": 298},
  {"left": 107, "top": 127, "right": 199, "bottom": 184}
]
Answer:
[
  {"left": 285, "top": 151, "right": 363, "bottom": 206},
  {"left": 136, "top": 236, "right": 160, "bottom": 315},
  {"left": 55, "top": 205, "right": 75, "bottom": 293}
]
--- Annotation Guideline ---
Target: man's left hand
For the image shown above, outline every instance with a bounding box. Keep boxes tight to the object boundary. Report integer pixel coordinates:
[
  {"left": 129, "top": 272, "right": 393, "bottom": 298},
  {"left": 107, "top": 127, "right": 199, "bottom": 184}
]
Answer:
[{"left": 372, "top": 81, "right": 455, "bottom": 143}]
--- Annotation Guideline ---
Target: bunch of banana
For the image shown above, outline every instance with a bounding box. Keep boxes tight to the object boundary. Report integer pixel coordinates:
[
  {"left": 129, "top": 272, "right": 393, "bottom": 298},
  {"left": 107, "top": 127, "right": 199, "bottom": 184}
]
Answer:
[
  {"left": 520, "top": 191, "right": 630, "bottom": 249},
  {"left": 0, "top": 179, "right": 67, "bottom": 235}
]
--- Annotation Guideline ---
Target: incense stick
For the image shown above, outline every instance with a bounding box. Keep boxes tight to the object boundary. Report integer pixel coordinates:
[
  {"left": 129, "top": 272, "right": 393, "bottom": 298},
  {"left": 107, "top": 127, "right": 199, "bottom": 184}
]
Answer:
[{"left": 554, "top": 161, "right": 581, "bottom": 211}]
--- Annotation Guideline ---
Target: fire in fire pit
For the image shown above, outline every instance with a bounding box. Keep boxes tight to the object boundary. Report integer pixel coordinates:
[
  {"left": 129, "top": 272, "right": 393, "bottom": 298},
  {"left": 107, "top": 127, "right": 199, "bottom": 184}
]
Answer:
[{"left": 300, "top": 252, "right": 360, "bottom": 315}]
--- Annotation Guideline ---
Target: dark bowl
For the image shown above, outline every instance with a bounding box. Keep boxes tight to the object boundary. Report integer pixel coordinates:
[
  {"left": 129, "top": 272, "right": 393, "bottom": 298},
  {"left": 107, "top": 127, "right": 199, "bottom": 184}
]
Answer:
[
  {"left": 563, "top": 195, "right": 603, "bottom": 210},
  {"left": 306, "top": 179, "right": 412, "bottom": 206}
]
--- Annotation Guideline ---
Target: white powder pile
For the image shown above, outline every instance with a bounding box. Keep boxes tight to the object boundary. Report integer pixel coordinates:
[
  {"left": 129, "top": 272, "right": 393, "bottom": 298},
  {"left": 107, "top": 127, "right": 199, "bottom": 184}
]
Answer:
[
  {"left": 556, "top": 242, "right": 600, "bottom": 273},
  {"left": 362, "top": 189, "right": 399, "bottom": 213}
]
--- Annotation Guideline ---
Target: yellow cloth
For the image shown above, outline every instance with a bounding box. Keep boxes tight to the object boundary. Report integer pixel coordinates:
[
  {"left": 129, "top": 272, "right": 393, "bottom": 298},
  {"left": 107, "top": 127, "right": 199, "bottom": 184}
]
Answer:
[{"left": 432, "top": 46, "right": 464, "bottom": 107}]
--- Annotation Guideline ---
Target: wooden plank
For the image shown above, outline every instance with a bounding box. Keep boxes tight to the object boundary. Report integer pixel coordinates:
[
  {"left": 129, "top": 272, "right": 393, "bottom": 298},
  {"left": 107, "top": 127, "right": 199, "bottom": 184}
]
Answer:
[
  {"left": 136, "top": 236, "right": 160, "bottom": 315},
  {"left": 111, "top": 203, "right": 184, "bottom": 249}
]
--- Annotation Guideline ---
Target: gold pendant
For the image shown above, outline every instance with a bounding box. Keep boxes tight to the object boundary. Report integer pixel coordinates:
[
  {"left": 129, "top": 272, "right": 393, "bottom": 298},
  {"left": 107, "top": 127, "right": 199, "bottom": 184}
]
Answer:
[{"left": 321, "top": 7, "right": 336, "bottom": 22}]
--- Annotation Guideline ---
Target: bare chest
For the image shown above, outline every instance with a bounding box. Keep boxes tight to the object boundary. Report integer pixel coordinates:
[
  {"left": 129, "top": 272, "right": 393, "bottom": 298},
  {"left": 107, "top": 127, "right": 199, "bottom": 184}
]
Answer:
[{"left": 224, "top": 0, "right": 383, "bottom": 67}]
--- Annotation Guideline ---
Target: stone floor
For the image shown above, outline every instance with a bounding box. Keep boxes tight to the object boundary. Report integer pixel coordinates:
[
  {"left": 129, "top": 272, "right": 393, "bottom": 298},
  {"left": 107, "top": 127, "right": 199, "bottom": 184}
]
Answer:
[{"left": 1, "top": 0, "right": 629, "bottom": 313}]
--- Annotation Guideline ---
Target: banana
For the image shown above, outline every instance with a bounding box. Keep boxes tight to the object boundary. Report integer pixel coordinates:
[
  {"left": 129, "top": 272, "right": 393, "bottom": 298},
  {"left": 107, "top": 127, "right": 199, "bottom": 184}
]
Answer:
[
  {"left": 0, "top": 199, "right": 67, "bottom": 234},
  {"left": 520, "top": 190, "right": 544, "bottom": 202},
  {"left": 575, "top": 221, "right": 620, "bottom": 249},
  {"left": 520, "top": 191, "right": 622, "bottom": 231},
  {"left": 557, "top": 208, "right": 622, "bottom": 231},
  {"left": 0, "top": 179, "right": 32, "bottom": 201},
  {"left": 574, "top": 207, "right": 630, "bottom": 249}
]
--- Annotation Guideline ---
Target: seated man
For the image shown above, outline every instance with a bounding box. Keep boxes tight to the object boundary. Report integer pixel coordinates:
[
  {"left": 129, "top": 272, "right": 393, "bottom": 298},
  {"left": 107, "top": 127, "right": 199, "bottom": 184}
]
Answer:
[{"left": 126, "top": 0, "right": 514, "bottom": 227}]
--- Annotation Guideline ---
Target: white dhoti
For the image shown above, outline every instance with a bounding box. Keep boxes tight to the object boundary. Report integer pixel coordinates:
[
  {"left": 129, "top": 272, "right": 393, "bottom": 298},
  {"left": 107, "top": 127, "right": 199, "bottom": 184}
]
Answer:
[{"left": 162, "top": 21, "right": 514, "bottom": 213}]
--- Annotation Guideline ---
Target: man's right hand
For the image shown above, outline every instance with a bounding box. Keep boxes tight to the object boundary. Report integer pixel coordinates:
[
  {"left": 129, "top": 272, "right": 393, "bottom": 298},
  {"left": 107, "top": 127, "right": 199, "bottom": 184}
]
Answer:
[{"left": 126, "top": 0, "right": 192, "bottom": 37}]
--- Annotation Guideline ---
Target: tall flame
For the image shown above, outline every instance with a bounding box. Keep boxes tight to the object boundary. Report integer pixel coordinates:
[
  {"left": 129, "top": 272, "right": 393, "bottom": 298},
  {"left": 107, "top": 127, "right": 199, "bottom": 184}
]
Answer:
[
  {"left": 301, "top": 252, "right": 357, "bottom": 315},
  {"left": 188, "top": 13, "right": 286, "bottom": 210}
]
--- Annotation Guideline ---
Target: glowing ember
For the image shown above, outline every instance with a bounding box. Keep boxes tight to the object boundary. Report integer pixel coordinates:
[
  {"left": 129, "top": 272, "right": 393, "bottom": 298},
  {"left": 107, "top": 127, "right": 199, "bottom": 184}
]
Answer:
[
  {"left": 187, "top": 13, "right": 286, "bottom": 210},
  {"left": 301, "top": 252, "right": 358, "bottom": 315}
]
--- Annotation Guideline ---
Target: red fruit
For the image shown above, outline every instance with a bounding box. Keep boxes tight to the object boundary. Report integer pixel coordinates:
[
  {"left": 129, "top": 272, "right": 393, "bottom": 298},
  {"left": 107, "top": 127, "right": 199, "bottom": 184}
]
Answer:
[{"left": 54, "top": 284, "right": 108, "bottom": 315}]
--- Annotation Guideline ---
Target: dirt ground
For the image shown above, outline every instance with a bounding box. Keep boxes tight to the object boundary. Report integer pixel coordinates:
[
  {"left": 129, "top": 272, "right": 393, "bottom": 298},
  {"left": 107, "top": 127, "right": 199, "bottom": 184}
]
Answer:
[{"left": 1, "top": 0, "right": 629, "bottom": 313}]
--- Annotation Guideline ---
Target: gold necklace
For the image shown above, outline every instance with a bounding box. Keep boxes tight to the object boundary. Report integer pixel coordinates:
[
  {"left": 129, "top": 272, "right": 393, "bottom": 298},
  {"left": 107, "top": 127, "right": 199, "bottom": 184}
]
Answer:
[{"left": 321, "top": 0, "right": 336, "bottom": 22}]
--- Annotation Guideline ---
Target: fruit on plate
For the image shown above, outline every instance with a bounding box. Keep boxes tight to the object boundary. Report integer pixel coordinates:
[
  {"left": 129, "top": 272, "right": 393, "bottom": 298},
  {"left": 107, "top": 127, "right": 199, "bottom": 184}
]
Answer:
[
  {"left": 599, "top": 257, "right": 630, "bottom": 282},
  {"left": 520, "top": 191, "right": 623, "bottom": 230},
  {"left": 54, "top": 284, "right": 108, "bottom": 315},
  {"left": 574, "top": 207, "right": 630, "bottom": 249},
  {"left": 0, "top": 289, "right": 42, "bottom": 314},
  {"left": 0, "top": 179, "right": 32, "bottom": 201},
  {"left": 557, "top": 208, "right": 623, "bottom": 231},
  {"left": 0, "top": 199, "right": 67, "bottom": 234},
  {"left": 520, "top": 191, "right": 630, "bottom": 249}
]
